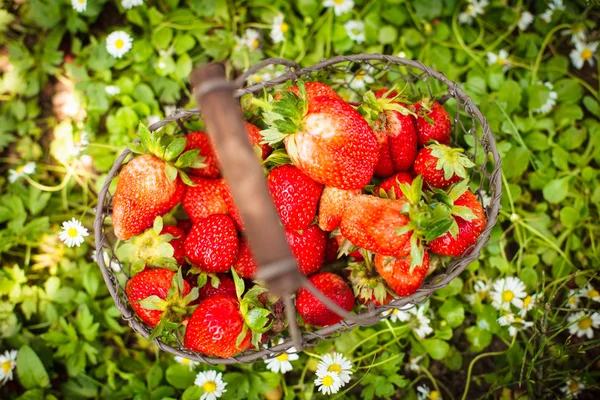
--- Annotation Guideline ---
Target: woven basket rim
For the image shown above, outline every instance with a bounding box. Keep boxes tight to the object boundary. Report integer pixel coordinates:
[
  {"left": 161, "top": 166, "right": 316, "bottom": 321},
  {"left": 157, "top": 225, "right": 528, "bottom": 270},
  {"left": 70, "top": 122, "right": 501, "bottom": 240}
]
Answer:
[{"left": 94, "top": 54, "right": 502, "bottom": 365}]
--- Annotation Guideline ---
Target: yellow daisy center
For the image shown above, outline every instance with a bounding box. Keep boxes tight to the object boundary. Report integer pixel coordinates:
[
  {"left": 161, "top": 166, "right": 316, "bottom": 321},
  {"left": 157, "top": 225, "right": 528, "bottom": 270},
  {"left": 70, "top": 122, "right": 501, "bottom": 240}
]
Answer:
[
  {"left": 328, "top": 363, "right": 342, "bottom": 373},
  {"left": 16, "top": 165, "right": 25, "bottom": 173},
  {"left": 478, "top": 291, "right": 486, "bottom": 300},
  {"left": 430, "top": 391, "right": 441, "bottom": 400},
  {"left": 334, "top": 0, "right": 344, "bottom": 4},
  {"left": 181, "top": 358, "right": 190, "bottom": 364},
  {"left": 588, "top": 289, "right": 599, "bottom": 298},
  {"left": 252, "top": 39, "right": 259, "bottom": 49},
  {"left": 356, "top": 70, "right": 366, "bottom": 81},
  {"left": 522, "top": 296, "right": 532, "bottom": 308},
  {"left": 115, "top": 39, "right": 124, "bottom": 49},
  {"left": 568, "top": 380, "right": 579, "bottom": 392},
  {"left": 203, "top": 381, "right": 217, "bottom": 393},
  {"left": 322, "top": 375, "right": 334, "bottom": 386},
  {"left": 515, "top": 317, "right": 524, "bottom": 323},
  {"left": 466, "top": 5, "right": 474, "bottom": 15},
  {"left": 78, "top": 0, "right": 85, "bottom": 3},
  {"left": 579, "top": 317, "right": 592, "bottom": 330},
  {"left": 2, "top": 361, "right": 11, "bottom": 373},
  {"left": 497, "top": 58, "right": 506, "bottom": 66},
  {"left": 502, "top": 290, "right": 514, "bottom": 302},
  {"left": 276, "top": 353, "right": 289, "bottom": 362},
  {"left": 568, "top": 296, "right": 577, "bottom": 305},
  {"left": 581, "top": 49, "right": 592, "bottom": 61},
  {"left": 67, "top": 228, "right": 79, "bottom": 238},
  {"left": 281, "top": 23, "right": 289, "bottom": 33}
]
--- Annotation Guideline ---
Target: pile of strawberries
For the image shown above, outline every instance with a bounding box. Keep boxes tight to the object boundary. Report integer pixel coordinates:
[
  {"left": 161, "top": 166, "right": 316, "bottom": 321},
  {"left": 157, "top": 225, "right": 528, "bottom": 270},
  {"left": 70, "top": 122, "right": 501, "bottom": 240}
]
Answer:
[{"left": 110, "top": 81, "right": 487, "bottom": 359}]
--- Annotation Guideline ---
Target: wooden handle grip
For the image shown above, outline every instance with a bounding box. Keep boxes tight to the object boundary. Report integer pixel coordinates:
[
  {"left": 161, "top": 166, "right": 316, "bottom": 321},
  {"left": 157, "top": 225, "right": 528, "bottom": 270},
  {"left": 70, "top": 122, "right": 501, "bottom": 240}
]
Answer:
[{"left": 190, "top": 63, "right": 304, "bottom": 296}]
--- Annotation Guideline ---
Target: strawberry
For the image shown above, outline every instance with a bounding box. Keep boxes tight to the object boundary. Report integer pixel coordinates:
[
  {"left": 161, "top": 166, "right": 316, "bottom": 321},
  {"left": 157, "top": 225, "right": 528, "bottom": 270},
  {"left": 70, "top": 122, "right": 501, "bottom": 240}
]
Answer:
[
  {"left": 428, "top": 187, "right": 487, "bottom": 257},
  {"left": 285, "top": 225, "right": 326, "bottom": 275},
  {"left": 317, "top": 186, "right": 361, "bottom": 232},
  {"left": 182, "top": 177, "right": 243, "bottom": 229},
  {"left": 374, "top": 250, "right": 430, "bottom": 296},
  {"left": 113, "top": 125, "right": 200, "bottom": 240},
  {"left": 414, "top": 100, "right": 452, "bottom": 146},
  {"left": 347, "top": 257, "right": 394, "bottom": 306},
  {"left": 375, "top": 172, "right": 413, "bottom": 199},
  {"left": 161, "top": 225, "right": 186, "bottom": 265},
  {"left": 413, "top": 143, "right": 475, "bottom": 189},
  {"left": 296, "top": 272, "right": 354, "bottom": 327},
  {"left": 232, "top": 239, "right": 259, "bottom": 279},
  {"left": 286, "top": 82, "right": 341, "bottom": 101},
  {"left": 184, "top": 271, "right": 271, "bottom": 357},
  {"left": 324, "top": 236, "right": 340, "bottom": 264},
  {"left": 334, "top": 233, "right": 364, "bottom": 260},
  {"left": 340, "top": 195, "right": 411, "bottom": 256},
  {"left": 196, "top": 274, "right": 237, "bottom": 302},
  {"left": 261, "top": 82, "right": 378, "bottom": 190},
  {"left": 386, "top": 109, "right": 418, "bottom": 172},
  {"left": 372, "top": 130, "right": 395, "bottom": 177},
  {"left": 245, "top": 121, "right": 272, "bottom": 160},
  {"left": 184, "top": 214, "right": 239, "bottom": 273},
  {"left": 184, "top": 131, "right": 221, "bottom": 178},
  {"left": 268, "top": 165, "right": 323, "bottom": 230},
  {"left": 176, "top": 219, "right": 193, "bottom": 234},
  {"left": 126, "top": 268, "right": 194, "bottom": 328}
]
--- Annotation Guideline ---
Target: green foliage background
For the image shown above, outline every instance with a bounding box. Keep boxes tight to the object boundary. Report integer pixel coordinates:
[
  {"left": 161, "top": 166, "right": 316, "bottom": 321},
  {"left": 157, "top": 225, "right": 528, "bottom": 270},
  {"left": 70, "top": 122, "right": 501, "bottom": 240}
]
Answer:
[{"left": 1, "top": 0, "right": 599, "bottom": 399}]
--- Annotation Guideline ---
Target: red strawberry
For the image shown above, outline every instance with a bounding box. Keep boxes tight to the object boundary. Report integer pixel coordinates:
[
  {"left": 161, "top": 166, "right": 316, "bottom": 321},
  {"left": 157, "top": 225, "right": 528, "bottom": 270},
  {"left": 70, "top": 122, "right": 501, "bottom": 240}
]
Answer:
[
  {"left": 182, "top": 177, "right": 243, "bottom": 229},
  {"left": 268, "top": 165, "right": 323, "bottom": 230},
  {"left": 161, "top": 225, "right": 186, "bottom": 265},
  {"left": 287, "top": 82, "right": 341, "bottom": 101},
  {"left": 184, "top": 132, "right": 221, "bottom": 178},
  {"left": 373, "top": 129, "right": 395, "bottom": 178},
  {"left": 296, "top": 272, "right": 354, "bottom": 327},
  {"left": 219, "top": 181, "right": 244, "bottom": 231},
  {"left": 245, "top": 121, "right": 272, "bottom": 160},
  {"left": 413, "top": 143, "right": 474, "bottom": 189},
  {"left": 340, "top": 195, "right": 411, "bottom": 256},
  {"left": 414, "top": 100, "right": 451, "bottom": 146},
  {"left": 176, "top": 219, "right": 193, "bottom": 234},
  {"left": 184, "top": 294, "right": 251, "bottom": 357},
  {"left": 232, "top": 239, "right": 259, "bottom": 279},
  {"left": 317, "top": 186, "right": 361, "bottom": 232},
  {"left": 126, "top": 268, "right": 191, "bottom": 327},
  {"left": 374, "top": 250, "right": 430, "bottom": 296},
  {"left": 386, "top": 109, "right": 418, "bottom": 172},
  {"left": 324, "top": 236, "right": 340, "bottom": 264},
  {"left": 184, "top": 215, "right": 239, "bottom": 273},
  {"left": 375, "top": 172, "right": 413, "bottom": 199},
  {"left": 197, "top": 274, "right": 237, "bottom": 302},
  {"left": 285, "top": 225, "right": 326, "bottom": 275},
  {"left": 113, "top": 154, "right": 185, "bottom": 240},
  {"left": 428, "top": 190, "right": 487, "bottom": 257}
]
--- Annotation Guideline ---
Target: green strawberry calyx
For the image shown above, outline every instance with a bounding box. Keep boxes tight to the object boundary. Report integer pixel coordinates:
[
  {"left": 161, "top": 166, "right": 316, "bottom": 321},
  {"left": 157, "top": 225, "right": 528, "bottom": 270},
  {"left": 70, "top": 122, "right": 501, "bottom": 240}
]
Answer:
[
  {"left": 138, "top": 269, "right": 199, "bottom": 341},
  {"left": 115, "top": 216, "right": 179, "bottom": 275},
  {"left": 231, "top": 269, "right": 273, "bottom": 350},
  {"left": 358, "top": 88, "right": 416, "bottom": 129},
  {"left": 427, "top": 141, "right": 475, "bottom": 181},
  {"left": 346, "top": 254, "right": 392, "bottom": 306},
  {"left": 127, "top": 123, "right": 205, "bottom": 186},
  {"left": 427, "top": 179, "right": 478, "bottom": 240}
]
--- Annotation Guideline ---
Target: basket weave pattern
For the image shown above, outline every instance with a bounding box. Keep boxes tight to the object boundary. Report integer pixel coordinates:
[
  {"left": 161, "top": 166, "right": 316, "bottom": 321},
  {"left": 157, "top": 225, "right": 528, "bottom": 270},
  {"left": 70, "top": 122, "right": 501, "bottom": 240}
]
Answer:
[{"left": 94, "top": 54, "right": 502, "bottom": 365}]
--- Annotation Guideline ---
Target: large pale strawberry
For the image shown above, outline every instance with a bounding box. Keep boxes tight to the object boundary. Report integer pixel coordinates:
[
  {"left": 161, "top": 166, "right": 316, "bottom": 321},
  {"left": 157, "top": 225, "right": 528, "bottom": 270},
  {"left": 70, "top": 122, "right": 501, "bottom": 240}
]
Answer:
[
  {"left": 268, "top": 165, "right": 323, "bottom": 230},
  {"left": 414, "top": 100, "right": 452, "bottom": 146},
  {"left": 285, "top": 225, "right": 326, "bottom": 275},
  {"left": 184, "top": 214, "right": 239, "bottom": 273},
  {"left": 428, "top": 189, "right": 487, "bottom": 257},
  {"left": 375, "top": 172, "right": 413, "bottom": 199},
  {"left": 296, "top": 272, "right": 355, "bottom": 327},
  {"left": 340, "top": 195, "right": 411, "bottom": 256},
  {"left": 374, "top": 251, "right": 430, "bottom": 296},
  {"left": 413, "top": 143, "right": 475, "bottom": 189},
  {"left": 317, "top": 186, "right": 361, "bottom": 232},
  {"left": 261, "top": 84, "right": 378, "bottom": 190},
  {"left": 126, "top": 268, "right": 193, "bottom": 327},
  {"left": 113, "top": 125, "right": 200, "bottom": 240}
]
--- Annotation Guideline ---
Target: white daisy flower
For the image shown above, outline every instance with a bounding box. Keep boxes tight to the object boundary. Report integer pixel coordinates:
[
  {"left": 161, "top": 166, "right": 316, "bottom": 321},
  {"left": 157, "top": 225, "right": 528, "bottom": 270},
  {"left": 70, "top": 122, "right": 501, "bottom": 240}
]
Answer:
[
  {"left": 147, "top": 115, "right": 161, "bottom": 126},
  {"left": 348, "top": 67, "right": 374, "bottom": 90},
  {"left": 490, "top": 277, "right": 527, "bottom": 311},
  {"left": 58, "top": 218, "right": 89, "bottom": 248},
  {"left": 534, "top": 82, "right": 558, "bottom": 114},
  {"left": 106, "top": 31, "right": 133, "bottom": 59},
  {"left": 517, "top": 11, "right": 533, "bottom": 31},
  {"left": 518, "top": 293, "right": 538, "bottom": 317},
  {"left": 487, "top": 49, "right": 511, "bottom": 71},
  {"left": 562, "top": 26, "right": 586, "bottom": 43},
  {"left": 388, "top": 304, "right": 415, "bottom": 323},
  {"left": 270, "top": 15, "right": 289, "bottom": 44},
  {"left": 417, "top": 384, "right": 442, "bottom": 400},
  {"left": 413, "top": 307, "right": 433, "bottom": 339},
  {"left": 568, "top": 311, "right": 600, "bottom": 339},
  {"left": 570, "top": 40, "right": 598, "bottom": 69},
  {"left": 105, "top": 85, "right": 120, "bottom": 96},
  {"left": 174, "top": 356, "right": 200, "bottom": 371},
  {"left": 8, "top": 161, "right": 36, "bottom": 183},
  {"left": 344, "top": 20, "right": 365, "bottom": 44},
  {"left": 407, "top": 355, "right": 423, "bottom": 372},
  {"left": 466, "top": 280, "right": 491, "bottom": 304},
  {"left": 264, "top": 340, "right": 299, "bottom": 374},
  {"left": 194, "top": 370, "right": 227, "bottom": 400},
  {"left": 316, "top": 352, "right": 353, "bottom": 384},
  {"left": 497, "top": 313, "right": 534, "bottom": 336},
  {"left": 121, "top": 0, "right": 144, "bottom": 9},
  {"left": 576, "top": 284, "right": 600, "bottom": 302},
  {"left": 164, "top": 105, "right": 177, "bottom": 117},
  {"left": 566, "top": 289, "right": 580, "bottom": 308},
  {"left": 314, "top": 371, "right": 343, "bottom": 395},
  {"left": 70, "top": 131, "right": 90, "bottom": 156},
  {"left": 540, "top": 0, "right": 565, "bottom": 23},
  {"left": 91, "top": 250, "right": 121, "bottom": 273},
  {"left": 323, "top": 0, "right": 354, "bottom": 16},
  {"left": 458, "top": 0, "right": 488, "bottom": 25},
  {"left": 561, "top": 377, "right": 585, "bottom": 398},
  {"left": 236, "top": 29, "right": 261, "bottom": 50},
  {"left": 0, "top": 349, "right": 18, "bottom": 384},
  {"left": 71, "top": 0, "right": 87, "bottom": 12}
]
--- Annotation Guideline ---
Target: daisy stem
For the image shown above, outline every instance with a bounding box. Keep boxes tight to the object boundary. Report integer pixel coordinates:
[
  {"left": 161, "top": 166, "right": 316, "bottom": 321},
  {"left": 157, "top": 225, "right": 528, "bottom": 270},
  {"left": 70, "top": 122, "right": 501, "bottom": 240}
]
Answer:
[
  {"left": 354, "top": 352, "right": 400, "bottom": 369},
  {"left": 302, "top": 351, "right": 322, "bottom": 360},
  {"left": 531, "top": 24, "right": 571, "bottom": 84},
  {"left": 420, "top": 366, "right": 442, "bottom": 397},
  {"left": 347, "top": 325, "right": 410, "bottom": 356},
  {"left": 24, "top": 171, "right": 73, "bottom": 192}
]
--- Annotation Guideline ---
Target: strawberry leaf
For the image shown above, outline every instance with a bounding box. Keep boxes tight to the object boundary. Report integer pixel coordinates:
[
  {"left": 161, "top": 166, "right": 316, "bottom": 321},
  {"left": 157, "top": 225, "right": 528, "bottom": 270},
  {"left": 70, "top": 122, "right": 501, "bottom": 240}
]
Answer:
[
  {"left": 244, "top": 308, "right": 272, "bottom": 333},
  {"left": 164, "top": 162, "right": 178, "bottom": 182},
  {"left": 182, "top": 287, "right": 199, "bottom": 304},
  {"left": 174, "top": 149, "right": 201, "bottom": 168},
  {"left": 260, "top": 127, "right": 286, "bottom": 146},
  {"left": 231, "top": 268, "right": 245, "bottom": 300},
  {"left": 452, "top": 205, "right": 477, "bottom": 221},
  {"left": 196, "top": 273, "right": 207, "bottom": 289},
  {"left": 235, "top": 324, "right": 249, "bottom": 347},
  {"left": 153, "top": 216, "right": 163, "bottom": 235},
  {"left": 128, "top": 142, "right": 146, "bottom": 154},
  {"left": 138, "top": 295, "right": 167, "bottom": 311},
  {"left": 164, "top": 137, "right": 187, "bottom": 161},
  {"left": 138, "top": 123, "right": 152, "bottom": 150},
  {"left": 209, "top": 274, "right": 221, "bottom": 288},
  {"left": 178, "top": 170, "right": 196, "bottom": 187},
  {"left": 409, "top": 235, "right": 424, "bottom": 273}
]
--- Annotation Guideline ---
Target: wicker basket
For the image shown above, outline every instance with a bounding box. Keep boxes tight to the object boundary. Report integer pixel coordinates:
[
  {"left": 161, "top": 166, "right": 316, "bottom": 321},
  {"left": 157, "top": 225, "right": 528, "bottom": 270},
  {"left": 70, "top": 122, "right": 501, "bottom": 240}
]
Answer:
[{"left": 94, "top": 54, "right": 502, "bottom": 365}]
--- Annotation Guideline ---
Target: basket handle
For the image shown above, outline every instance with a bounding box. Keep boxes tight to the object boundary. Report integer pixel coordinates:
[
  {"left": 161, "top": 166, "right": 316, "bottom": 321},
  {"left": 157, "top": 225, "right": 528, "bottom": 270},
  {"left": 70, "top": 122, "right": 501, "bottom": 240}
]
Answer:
[{"left": 189, "top": 63, "right": 305, "bottom": 297}]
